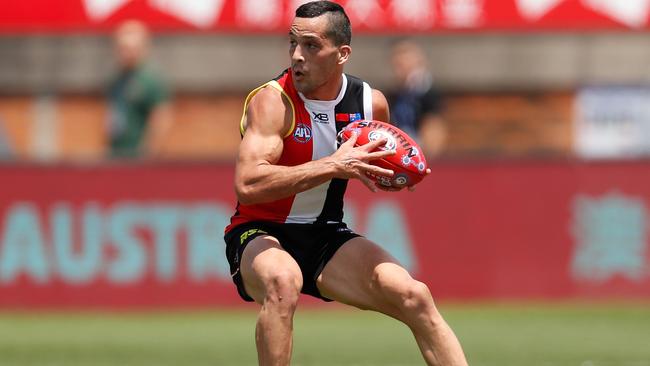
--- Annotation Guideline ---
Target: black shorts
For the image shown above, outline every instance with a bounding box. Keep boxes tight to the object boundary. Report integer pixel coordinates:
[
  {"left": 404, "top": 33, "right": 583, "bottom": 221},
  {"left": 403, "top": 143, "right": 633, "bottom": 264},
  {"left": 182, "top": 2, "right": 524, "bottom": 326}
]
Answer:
[{"left": 224, "top": 221, "right": 361, "bottom": 302}]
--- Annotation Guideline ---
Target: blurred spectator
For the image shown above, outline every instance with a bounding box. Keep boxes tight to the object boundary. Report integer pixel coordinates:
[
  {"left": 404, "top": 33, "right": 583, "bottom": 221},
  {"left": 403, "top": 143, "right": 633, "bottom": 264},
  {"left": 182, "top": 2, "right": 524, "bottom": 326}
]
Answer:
[
  {"left": 387, "top": 39, "right": 446, "bottom": 156},
  {"left": 0, "top": 115, "right": 14, "bottom": 159},
  {"left": 107, "top": 20, "right": 172, "bottom": 158}
]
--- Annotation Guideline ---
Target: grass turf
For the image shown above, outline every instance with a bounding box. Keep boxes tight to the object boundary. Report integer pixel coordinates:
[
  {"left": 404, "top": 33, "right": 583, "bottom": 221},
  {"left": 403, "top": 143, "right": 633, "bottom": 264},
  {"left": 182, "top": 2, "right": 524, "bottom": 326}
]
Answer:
[{"left": 0, "top": 302, "right": 648, "bottom": 366}]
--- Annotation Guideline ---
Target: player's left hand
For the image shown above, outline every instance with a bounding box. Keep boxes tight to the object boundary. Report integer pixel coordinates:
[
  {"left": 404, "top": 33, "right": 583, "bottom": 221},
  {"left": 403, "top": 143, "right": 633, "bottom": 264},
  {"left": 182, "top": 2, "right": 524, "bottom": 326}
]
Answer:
[
  {"left": 375, "top": 184, "right": 401, "bottom": 192},
  {"left": 408, "top": 168, "right": 432, "bottom": 191},
  {"left": 376, "top": 168, "right": 431, "bottom": 192}
]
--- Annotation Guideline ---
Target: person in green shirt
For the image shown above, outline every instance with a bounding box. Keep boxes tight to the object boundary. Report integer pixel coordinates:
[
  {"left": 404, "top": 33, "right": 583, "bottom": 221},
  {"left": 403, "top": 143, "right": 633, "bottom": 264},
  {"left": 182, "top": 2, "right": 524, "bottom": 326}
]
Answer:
[{"left": 108, "top": 20, "right": 172, "bottom": 158}]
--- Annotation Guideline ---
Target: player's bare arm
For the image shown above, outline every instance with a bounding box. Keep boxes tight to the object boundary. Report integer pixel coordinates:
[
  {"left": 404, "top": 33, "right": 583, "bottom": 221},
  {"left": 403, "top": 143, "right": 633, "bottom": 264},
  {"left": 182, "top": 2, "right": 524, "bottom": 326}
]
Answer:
[
  {"left": 235, "top": 86, "right": 395, "bottom": 205},
  {"left": 372, "top": 88, "right": 390, "bottom": 123}
]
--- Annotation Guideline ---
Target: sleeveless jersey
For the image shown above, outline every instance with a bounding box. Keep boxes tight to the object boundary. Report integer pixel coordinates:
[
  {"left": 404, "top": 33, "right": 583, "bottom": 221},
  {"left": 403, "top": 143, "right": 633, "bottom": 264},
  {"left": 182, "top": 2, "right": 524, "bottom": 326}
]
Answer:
[{"left": 226, "top": 69, "right": 373, "bottom": 232}]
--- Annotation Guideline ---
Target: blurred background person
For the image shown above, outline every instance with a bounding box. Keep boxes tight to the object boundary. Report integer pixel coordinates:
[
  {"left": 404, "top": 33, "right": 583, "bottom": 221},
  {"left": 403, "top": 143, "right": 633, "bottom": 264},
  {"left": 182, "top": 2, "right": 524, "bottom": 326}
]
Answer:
[
  {"left": 108, "top": 20, "right": 172, "bottom": 158},
  {"left": 0, "top": 114, "right": 13, "bottom": 159},
  {"left": 387, "top": 39, "right": 446, "bottom": 157}
]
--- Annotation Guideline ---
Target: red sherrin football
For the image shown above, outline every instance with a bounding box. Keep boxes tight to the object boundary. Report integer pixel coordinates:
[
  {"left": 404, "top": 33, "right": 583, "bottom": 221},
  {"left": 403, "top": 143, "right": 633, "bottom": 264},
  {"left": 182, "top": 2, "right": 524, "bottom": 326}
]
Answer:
[{"left": 338, "top": 120, "right": 428, "bottom": 188}]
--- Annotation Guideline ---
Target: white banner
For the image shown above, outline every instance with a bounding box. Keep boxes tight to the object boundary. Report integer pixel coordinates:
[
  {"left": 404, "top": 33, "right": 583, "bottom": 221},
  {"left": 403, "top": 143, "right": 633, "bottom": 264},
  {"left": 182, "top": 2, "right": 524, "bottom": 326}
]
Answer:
[{"left": 575, "top": 87, "right": 650, "bottom": 158}]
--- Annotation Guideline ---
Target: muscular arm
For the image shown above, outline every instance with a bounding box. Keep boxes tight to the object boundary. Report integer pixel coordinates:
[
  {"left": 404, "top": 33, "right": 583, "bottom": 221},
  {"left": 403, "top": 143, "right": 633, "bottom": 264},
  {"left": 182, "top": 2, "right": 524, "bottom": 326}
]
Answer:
[
  {"left": 235, "top": 86, "right": 394, "bottom": 205},
  {"left": 372, "top": 88, "right": 390, "bottom": 123}
]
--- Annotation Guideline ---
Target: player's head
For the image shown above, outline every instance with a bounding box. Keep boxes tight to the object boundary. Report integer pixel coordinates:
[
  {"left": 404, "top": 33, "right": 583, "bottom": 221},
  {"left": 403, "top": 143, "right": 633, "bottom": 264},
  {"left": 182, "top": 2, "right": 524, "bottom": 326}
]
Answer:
[
  {"left": 295, "top": 1, "right": 351, "bottom": 47},
  {"left": 289, "top": 1, "right": 352, "bottom": 97},
  {"left": 114, "top": 20, "right": 150, "bottom": 70}
]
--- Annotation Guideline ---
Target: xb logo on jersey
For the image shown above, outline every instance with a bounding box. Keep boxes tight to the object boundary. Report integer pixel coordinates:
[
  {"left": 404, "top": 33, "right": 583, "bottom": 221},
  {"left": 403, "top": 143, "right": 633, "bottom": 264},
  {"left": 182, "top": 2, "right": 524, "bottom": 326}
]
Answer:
[
  {"left": 312, "top": 112, "right": 329, "bottom": 123},
  {"left": 293, "top": 123, "right": 312, "bottom": 143}
]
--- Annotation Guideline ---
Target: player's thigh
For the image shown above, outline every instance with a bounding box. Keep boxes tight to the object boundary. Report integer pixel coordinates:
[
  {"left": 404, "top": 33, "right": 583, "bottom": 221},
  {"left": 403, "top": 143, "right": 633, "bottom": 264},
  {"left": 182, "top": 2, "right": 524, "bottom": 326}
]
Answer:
[
  {"left": 316, "top": 237, "right": 414, "bottom": 316},
  {"left": 240, "top": 235, "right": 303, "bottom": 304}
]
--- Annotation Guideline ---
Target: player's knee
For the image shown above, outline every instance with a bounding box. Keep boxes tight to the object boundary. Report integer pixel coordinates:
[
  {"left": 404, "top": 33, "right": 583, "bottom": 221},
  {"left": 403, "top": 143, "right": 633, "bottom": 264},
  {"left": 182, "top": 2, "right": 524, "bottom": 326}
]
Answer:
[
  {"left": 398, "top": 280, "right": 437, "bottom": 315},
  {"left": 264, "top": 270, "right": 302, "bottom": 311}
]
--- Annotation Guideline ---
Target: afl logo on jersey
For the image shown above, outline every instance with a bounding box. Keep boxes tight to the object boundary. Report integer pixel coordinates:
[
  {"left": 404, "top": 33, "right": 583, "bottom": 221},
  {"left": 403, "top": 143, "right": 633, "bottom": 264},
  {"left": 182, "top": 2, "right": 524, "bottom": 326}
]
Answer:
[{"left": 293, "top": 123, "right": 312, "bottom": 143}]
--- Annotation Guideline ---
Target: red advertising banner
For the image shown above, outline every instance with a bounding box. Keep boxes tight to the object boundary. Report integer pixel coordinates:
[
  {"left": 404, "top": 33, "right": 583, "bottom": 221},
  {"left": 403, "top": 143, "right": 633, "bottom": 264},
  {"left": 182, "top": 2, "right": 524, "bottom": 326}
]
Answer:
[
  {"left": 0, "top": 161, "right": 649, "bottom": 309},
  {"left": 1, "top": 0, "right": 650, "bottom": 33}
]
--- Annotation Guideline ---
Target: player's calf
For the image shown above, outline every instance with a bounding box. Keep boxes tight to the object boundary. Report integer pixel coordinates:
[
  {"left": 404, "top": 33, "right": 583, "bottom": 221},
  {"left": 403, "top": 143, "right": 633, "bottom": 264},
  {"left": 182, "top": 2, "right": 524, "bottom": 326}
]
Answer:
[{"left": 254, "top": 270, "right": 302, "bottom": 366}]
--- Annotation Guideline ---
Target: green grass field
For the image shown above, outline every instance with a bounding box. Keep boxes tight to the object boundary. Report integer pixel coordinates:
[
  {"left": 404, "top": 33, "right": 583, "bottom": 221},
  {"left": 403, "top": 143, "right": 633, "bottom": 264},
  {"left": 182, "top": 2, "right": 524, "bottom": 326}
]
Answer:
[{"left": 0, "top": 303, "right": 648, "bottom": 366}]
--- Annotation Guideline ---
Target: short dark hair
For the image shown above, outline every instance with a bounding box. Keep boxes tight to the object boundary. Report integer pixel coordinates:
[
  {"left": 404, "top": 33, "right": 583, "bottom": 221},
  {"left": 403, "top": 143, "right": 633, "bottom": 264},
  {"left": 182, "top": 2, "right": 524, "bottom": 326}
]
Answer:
[{"left": 295, "top": 1, "right": 351, "bottom": 46}]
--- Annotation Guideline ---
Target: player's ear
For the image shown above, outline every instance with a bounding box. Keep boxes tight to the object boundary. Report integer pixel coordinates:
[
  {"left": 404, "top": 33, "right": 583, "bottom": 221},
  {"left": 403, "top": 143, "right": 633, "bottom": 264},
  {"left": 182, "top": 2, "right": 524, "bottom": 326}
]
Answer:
[{"left": 337, "top": 45, "right": 351, "bottom": 65}]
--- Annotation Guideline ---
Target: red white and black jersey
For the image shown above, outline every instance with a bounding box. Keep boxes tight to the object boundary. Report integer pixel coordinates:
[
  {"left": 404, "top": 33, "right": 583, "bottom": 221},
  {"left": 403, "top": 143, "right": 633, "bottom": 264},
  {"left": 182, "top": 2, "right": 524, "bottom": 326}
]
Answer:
[{"left": 226, "top": 69, "right": 373, "bottom": 232}]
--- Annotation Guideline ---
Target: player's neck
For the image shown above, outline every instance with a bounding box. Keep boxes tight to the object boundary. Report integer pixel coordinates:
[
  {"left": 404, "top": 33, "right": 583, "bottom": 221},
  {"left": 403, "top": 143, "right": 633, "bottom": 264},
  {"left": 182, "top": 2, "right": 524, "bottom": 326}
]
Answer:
[{"left": 302, "top": 73, "right": 344, "bottom": 101}]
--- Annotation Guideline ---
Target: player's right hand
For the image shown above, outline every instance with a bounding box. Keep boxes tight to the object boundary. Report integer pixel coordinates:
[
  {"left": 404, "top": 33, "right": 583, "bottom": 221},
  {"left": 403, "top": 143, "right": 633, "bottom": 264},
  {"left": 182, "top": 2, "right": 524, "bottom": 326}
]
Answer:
[{"left": 330, "top": 132, "right": 395, "bottom": 192}]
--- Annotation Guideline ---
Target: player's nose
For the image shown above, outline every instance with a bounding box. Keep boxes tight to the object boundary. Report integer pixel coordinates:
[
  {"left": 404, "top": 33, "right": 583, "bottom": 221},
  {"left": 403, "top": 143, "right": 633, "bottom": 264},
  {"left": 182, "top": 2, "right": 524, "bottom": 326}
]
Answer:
[{"left": 291, "top": 45, "right": 305, "bottom": 63}]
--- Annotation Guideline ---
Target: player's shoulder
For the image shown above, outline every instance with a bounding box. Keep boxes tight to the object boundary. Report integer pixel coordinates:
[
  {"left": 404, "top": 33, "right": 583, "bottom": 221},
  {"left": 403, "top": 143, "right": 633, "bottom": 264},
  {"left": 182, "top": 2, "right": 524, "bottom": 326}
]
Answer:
[
  {"left": 371, "top": 88, "right": 390, "bottom": 123},
  {"left": 371, "top": 88, "right": 388, "bottom": 105},
  {"left": 248, "top": 84, "right": 285, "bottom": 110},
  {"left": 343, "top": 73, "right": 386, "bottom": 102},
  {"left": 344, "top": 73, "right": 365, "bottom": 85},
  {"left": 245, "top": 84, "right": 293, "bottom": 135},
  {"left": 342, "top": 73, "right": 389, "bottom": 121}
]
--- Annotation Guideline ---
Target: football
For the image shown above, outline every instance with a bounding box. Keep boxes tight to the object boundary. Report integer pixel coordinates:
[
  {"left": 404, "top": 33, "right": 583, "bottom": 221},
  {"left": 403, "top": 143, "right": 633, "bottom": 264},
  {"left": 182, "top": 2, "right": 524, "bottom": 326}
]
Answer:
[{"left": 337, "top": 120, "right": 428, "bottom": 188}]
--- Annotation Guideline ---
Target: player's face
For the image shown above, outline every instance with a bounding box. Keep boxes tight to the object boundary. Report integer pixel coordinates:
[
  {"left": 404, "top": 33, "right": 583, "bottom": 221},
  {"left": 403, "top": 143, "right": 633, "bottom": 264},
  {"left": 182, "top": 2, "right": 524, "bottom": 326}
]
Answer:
[{"left": 289, "top": 15, "right": 348, "bottom": 98}]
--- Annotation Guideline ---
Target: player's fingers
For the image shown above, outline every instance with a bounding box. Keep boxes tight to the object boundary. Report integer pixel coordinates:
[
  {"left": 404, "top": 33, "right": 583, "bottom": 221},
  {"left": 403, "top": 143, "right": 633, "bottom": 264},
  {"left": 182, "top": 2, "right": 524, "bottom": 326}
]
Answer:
[
  {"left": 366, "top": 149, "right": 396, "bottom": 161},
  {"left": 362, "top": 137, "right": 389, "bottom": 152},
  {"left": 408, "top": 185, "right": 417, "bottom": 192},
  {"left": 377, "top": 185, "right": 401, "bottom": 192},
  {"left": 359, "top": 162, "right": 393, "bottom": 177},
  {"left": 341, "top": 131, "right": 358, "bottom": 147},
  {"left": 425, "top": 168, "right": 431, "bottom": 175},
  {"left": 358, "top": 174, "right": 377, "bottom": 192}
]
